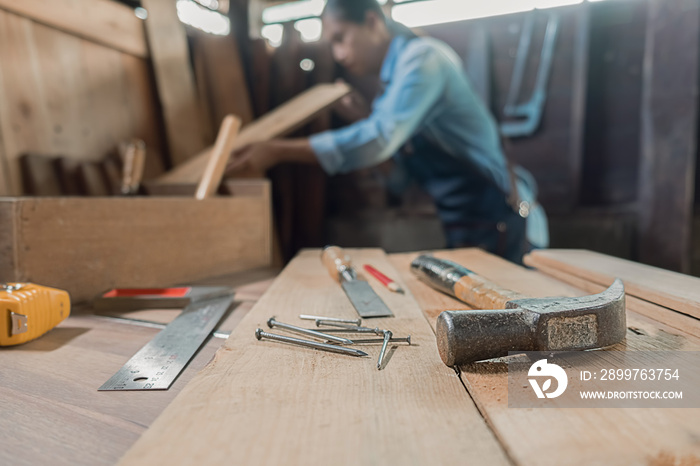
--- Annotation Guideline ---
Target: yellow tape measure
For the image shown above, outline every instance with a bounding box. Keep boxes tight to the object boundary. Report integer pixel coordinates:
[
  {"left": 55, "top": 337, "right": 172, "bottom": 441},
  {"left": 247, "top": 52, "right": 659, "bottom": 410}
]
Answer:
[{"left": 1, "top": 283, "right": 70, "bottom": 346}]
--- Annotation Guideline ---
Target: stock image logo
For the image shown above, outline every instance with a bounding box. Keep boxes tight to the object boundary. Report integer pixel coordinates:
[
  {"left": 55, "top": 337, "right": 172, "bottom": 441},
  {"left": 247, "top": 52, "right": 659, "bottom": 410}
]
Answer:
[{"left": 528, "top": 359, "right": 568, "bottom": 399}]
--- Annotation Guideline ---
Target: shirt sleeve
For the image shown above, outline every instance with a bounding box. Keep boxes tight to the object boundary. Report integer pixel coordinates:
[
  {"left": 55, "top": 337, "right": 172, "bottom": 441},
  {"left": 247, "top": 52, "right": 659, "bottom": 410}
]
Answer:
[{"left": 309, "top": 44, "right": 447, "bottom": 175}]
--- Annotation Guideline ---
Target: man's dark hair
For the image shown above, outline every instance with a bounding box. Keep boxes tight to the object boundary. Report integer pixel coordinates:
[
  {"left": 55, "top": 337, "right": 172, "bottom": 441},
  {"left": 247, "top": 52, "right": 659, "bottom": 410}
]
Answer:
[
  {"left": 323, "top": 0, "right": 417, "bottom": 39},
  {"left": 323, "top": 0, "right": 386, "bottom": 24}
]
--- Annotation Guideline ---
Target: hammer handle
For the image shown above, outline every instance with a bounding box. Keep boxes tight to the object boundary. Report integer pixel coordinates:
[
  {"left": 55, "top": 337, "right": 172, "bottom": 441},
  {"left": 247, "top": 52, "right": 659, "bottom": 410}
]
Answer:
[
  {"left": 410, "top": 255, "right": 527, "bottom": 309},
  {"left": 321, "top": 246, "right": 357, "bottom": 282}
]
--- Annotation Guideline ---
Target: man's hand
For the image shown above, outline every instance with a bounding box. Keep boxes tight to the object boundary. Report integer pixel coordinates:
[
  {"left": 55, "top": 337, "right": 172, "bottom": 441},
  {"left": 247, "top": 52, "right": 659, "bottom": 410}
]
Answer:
[
  {"left": 225, "top": 138, "right": 319, "bottom": 177},
  {"left": 225, "top": 142, "right": 277, "bottom": 178}
]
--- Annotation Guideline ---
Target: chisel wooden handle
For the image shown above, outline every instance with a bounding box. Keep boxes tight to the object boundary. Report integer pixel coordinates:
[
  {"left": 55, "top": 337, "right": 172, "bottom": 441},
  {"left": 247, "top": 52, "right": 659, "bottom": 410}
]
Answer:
[
  {"left": 321, "top": 246, "right": 357, "bottom": 282},
  {"left": 196, "top": 115, "right": 242, "bottom": 200},
  {"left": 410, "top": 255, "right": 527, "bottom": 309}
]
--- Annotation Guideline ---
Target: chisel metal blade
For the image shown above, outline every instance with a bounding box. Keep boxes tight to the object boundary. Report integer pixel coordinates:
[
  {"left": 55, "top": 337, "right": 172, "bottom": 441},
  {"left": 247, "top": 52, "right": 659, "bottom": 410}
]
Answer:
[{"left": 341, "top": 280, "right": 394, "bottom": 318}]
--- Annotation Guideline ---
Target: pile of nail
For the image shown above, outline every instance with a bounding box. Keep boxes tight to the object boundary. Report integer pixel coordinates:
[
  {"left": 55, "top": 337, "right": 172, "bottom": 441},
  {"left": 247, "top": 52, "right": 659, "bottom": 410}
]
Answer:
[{"left": 254, "top": 314, "right": 411, "bottom": 370}]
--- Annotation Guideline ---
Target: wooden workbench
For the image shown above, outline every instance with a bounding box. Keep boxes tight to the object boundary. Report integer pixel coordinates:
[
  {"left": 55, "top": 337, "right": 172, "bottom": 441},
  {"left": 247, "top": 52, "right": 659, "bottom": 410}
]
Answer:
[{"left": 3, "top": 249, "right": 699, "bottom": 465}]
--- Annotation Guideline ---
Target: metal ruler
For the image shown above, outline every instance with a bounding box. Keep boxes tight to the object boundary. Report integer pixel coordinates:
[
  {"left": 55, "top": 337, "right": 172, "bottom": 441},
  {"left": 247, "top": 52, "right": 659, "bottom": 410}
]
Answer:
[{"left": 99, "top": 294, "right": 234, "bottom": 391}]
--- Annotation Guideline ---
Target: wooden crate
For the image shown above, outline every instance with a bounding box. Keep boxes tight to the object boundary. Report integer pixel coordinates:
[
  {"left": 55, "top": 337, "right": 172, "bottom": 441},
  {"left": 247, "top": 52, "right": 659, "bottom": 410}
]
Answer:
[{"left": 0, "top": 181, "right": 272, "bottom": 303}]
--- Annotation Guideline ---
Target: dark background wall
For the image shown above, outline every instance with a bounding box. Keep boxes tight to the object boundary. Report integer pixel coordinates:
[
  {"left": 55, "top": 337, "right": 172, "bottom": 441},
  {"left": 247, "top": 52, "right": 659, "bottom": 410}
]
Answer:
[{"left": 189, "top": 0, "right": 700, "bottom": 274}]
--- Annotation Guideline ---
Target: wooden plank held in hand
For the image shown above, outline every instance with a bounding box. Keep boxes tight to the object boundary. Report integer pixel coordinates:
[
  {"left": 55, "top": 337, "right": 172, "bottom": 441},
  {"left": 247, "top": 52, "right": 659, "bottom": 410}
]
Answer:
[
  {"left": 153, "top": 82, "right": 352, "bottom": 186},
  {"left": 195, "top": 115, "right": 242, "bottom": 200},
  {"left": 524, "top": 249, "right": 700, "bottom": 320}
]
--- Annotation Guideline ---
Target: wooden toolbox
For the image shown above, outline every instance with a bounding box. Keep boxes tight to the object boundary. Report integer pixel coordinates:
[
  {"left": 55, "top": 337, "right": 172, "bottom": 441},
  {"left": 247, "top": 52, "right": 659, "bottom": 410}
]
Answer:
[{"left": 0, "top": 181, "right": 272, "bottom": 303}]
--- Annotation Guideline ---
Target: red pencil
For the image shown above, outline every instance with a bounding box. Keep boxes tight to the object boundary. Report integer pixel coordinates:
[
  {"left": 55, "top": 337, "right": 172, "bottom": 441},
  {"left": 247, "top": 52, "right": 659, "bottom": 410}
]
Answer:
[{"left": 363, "top": 264, "right": 405, "bottom": 294}]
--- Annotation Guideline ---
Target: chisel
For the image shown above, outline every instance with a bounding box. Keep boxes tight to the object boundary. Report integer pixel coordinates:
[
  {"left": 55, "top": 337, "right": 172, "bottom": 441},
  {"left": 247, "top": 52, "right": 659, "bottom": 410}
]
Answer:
[{"left": 321, "top": 246, "right": 394, "bottom": 318}]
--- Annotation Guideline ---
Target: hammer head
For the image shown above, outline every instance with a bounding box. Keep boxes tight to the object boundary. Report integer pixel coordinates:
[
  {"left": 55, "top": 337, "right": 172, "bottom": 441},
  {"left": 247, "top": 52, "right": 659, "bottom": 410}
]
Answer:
[{"left": 436, "top": 279, "right": 626, "bottom": 366}]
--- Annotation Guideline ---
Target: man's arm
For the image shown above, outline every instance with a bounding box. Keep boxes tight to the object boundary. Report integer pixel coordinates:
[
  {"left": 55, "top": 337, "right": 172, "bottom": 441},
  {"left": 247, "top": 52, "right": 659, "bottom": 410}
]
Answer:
[
  {"left": 227, "top": 42, "right": 446, "bottom": 177},
  {"left": 226, "top": 138, "right": 317, "bottom": 176},
  {"left": 309, "top": 44, "right": 447, "bottom": 175}
]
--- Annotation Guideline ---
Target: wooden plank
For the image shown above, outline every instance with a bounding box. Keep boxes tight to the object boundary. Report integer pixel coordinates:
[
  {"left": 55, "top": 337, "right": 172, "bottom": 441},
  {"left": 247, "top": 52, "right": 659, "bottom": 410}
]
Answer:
[
  {"left": 78, "top": 162, "right": 110, "bottom": 197},
  {"left": 119, "top": 249, "right": 511, "bottom": 465},
  {"left": 526, "top": 258, "right": 700, "bottom": 338},
  {"left": 195, "top": 115, "right": 242, "bottom": 200},
  {"left": 56, "top": 158, "right": 82, "bottom": 195},
  {"left": 0, "top": 10, "right": 166, "bottom": 195},
  {"left": 0, "top": 10, "right": 52, "bottom": 194},
  {"left": 154, "top": 82, "right": 352, "bottom": 185},
  {"left": 0, "top": 0, "right": 148, "bottom": 58},
  {"left": 0, "top": 315, "right": 219, "bottom": 466},
  {"left": 524, "top": 249, "right": 700, "bottom": 320},
  {"left": 190, "top": 29, "right": 254, "bottom": 127},
  {"left": 0, "top": 186, "right": 272, "bottom": 303},
  {"left": 638, "top": 0, "right": 699, "bottom": 273},
  {"left": 141, "top": 0, "right": 209, "bottom": 167},
  {"left": 0, "top": 267, "right": 277, "bottom": 466},
  {"left": 390, "top": 248, "right": 700, "bottom": 466},
  {"left": 20, "top": 154, "right": 63, "bottom": 196}
]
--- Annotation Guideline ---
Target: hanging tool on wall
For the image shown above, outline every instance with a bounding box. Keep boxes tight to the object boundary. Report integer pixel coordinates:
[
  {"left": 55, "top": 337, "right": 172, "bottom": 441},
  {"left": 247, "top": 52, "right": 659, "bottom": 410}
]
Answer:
[
  {"left": 1, "top": 283, "right": 70, "bottom": 346},
  {"left": 500, "top": 11, "right": 560, "bottom": 138}
]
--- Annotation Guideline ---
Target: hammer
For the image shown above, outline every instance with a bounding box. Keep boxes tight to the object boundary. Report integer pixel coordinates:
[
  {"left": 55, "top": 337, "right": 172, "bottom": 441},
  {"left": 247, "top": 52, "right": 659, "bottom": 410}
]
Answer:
[{"left": 410, "top": 255, "right": 626, "bottom": 366}]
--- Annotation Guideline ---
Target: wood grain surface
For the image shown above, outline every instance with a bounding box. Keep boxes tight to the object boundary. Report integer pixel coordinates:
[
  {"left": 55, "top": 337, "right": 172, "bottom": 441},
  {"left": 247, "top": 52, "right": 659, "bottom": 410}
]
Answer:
[
  {"left": 119, "top": 249, "right": 510, "bottom": 466},
  {"left": 0, "top": 266, "right": 278, "bottom": 466},
  {"left": 141, "top": 0, "right": 209, "bottom": 167},
  {"left": 0, "top": 189, "right": 272, "bottom": 303},
  {"left": 0, "top": 8, "right": 165, "bottom": 195},
  {"left": 391, "top": 248, "right": 700, "bottom": 466},
  {"left": 525, "top": 249, "right": 700, "bottom": 320},
  {"left": 0, "top": 0, "right": 148, "bottom": 58},
  {"left": 526, "top": 259, "right": 700, "bottom": 338}
]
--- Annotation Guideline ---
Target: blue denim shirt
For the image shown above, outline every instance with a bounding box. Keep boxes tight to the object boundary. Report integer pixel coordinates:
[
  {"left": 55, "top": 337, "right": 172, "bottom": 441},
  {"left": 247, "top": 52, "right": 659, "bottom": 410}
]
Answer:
[{"left": 310, "top": 35, "right": 548, "bottom": 248}]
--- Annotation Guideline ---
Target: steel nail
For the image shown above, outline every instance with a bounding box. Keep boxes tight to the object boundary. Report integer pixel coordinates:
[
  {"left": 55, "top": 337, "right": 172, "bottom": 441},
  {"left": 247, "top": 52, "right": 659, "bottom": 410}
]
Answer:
[
  {"left": 344, "top": 335, "right": 411, "bottom": 345},
  {"left": 306, "top": 326, "right": 384, "bottom": 335},
  {"left": 300, "top": 315, "right": 362, "bottom": 326},
  {"left": 255, "top": 329, "right": 368, "bottom": 357},
  {"left": 377, "top": 330, "right": 393, "bottom": 370},
  {"left": 315, "top": 319, "right": 363, "bottom": 328},
  {"left": 267, "top": 317, "right": 353, "bottom": 345}
]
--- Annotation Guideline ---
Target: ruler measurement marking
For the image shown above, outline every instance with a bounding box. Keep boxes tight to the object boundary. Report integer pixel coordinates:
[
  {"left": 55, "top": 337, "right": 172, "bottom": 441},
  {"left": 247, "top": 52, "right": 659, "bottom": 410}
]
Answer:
[{"left": 98, "top": 294, "right": 233, "bottom": 391}]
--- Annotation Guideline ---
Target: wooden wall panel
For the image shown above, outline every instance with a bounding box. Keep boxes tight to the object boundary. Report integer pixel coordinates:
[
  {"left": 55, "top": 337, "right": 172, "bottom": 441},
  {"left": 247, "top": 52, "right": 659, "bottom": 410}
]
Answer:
[
  {"left": 582, "top": 0, "right": 647, "bottom": 206},
  {"left": 638, "top": 0, "right": 700, "bottom": 273},
  {"left": 0, "top": 0, "right": 148, "bottom": 58},
  {"left": 0, "top": 8, "right": 165, "bottom": 195},
  {"left": 142, "top": 0, "right": 210, "bottom": 167}
]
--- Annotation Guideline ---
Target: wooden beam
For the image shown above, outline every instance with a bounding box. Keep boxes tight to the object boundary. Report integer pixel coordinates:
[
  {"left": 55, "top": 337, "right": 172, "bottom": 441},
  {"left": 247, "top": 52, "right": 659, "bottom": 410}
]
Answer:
[
  {"left": 195, "top": 115, "right": 242, "bottom": 199},
  {"left": 0, "top": 187, "right": 272, "bottom": 302},
  {"left": 153, "top": 82, "right": 351, "bottom": 185},
  {"left": 118, "top": 249, "right": 511, "bottom": 465},
  {"left": 0, "top": 0, "right": 148, "bottom": 58},
  {"left": 142, "top": 0, "right": 210, "bottom": 167},
  {"left": 190, "top": 29, "right": 254, "bottom": 127},
  {"left": 523, "top": 256, "right": 700, "bottom": 337},
  {"left": 523, "top": 249, "right": 700, "bottom": 320},
  {"left": 638, "top": 0, "right": 700, "bottom": 272},
  {"left": 390, "top": 248, "right": 700, "bottom": 466}
]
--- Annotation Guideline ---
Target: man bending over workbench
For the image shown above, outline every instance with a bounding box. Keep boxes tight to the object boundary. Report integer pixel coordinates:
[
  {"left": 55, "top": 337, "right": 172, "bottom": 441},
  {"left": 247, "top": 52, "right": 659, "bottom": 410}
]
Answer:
[{"left": 226, "top": 0, "right": 548, "bottom": 264}]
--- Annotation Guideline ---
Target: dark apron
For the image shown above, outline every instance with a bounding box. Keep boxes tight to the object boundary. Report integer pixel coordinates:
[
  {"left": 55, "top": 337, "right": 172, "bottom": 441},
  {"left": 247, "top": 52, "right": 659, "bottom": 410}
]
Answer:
[{"left": 394, "top": 134, "right": 527, "bottom": 264}]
